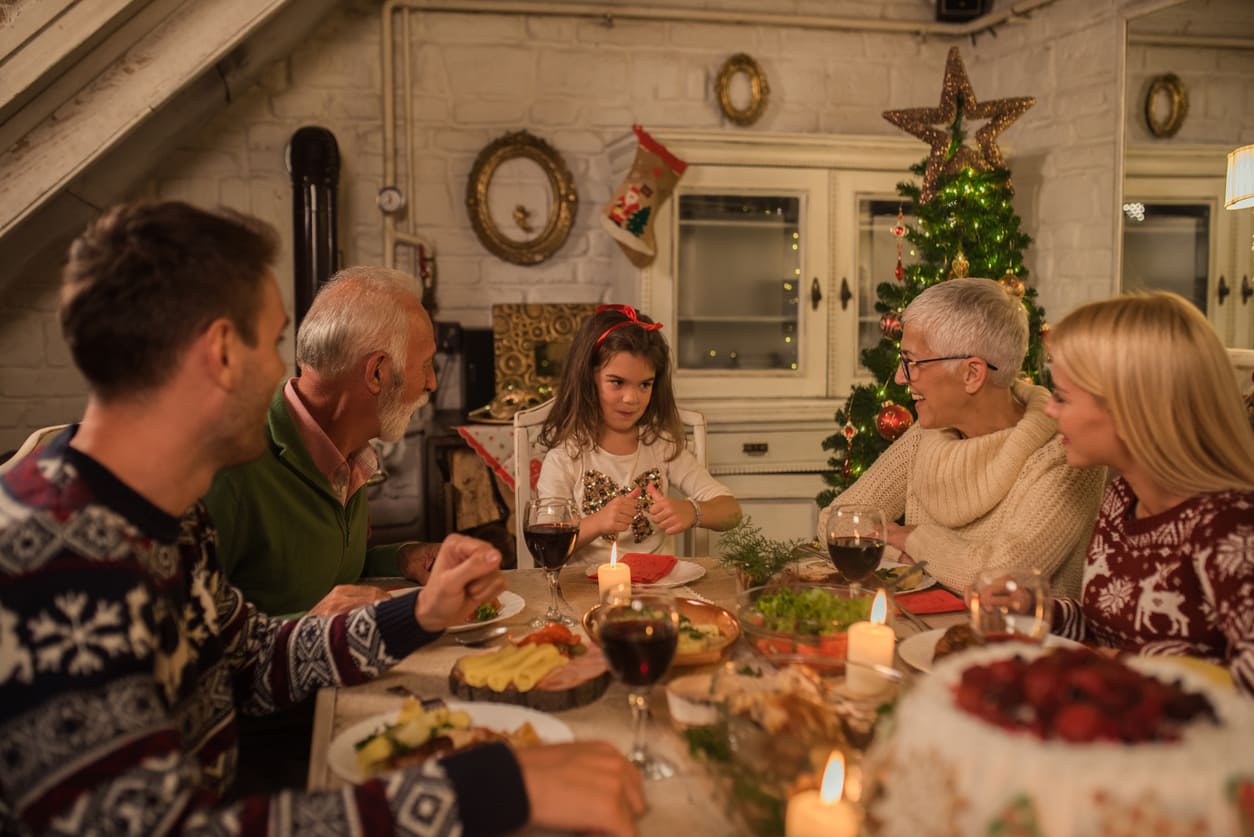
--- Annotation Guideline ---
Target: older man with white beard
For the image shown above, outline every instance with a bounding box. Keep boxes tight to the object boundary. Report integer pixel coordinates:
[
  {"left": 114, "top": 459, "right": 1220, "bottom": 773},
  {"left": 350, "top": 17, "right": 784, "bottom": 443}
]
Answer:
[{"left": 204, "top": 266, "right": 441, "bottom": 619}]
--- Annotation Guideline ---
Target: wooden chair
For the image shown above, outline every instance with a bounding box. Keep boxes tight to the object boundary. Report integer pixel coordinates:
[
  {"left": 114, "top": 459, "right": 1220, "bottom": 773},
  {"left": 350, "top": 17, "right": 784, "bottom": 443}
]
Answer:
[{"left": 512, "top": 400, "right": 710, "bottom": 567}]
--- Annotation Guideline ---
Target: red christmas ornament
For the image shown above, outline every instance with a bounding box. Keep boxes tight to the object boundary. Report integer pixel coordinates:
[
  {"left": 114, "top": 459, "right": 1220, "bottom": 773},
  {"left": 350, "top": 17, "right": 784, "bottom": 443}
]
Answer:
[
  {"left": 876, "top": 401, "right": 914, "bottom": 441},
  {"left": 841, "top": 458, "right": 854, "bottom": 480},
  {"left": 880, "top": 310, "right": 903, "bottom": 340},
  {"left": 892, "top": 205, "right": 907, "bottom": 282},
  {"left": 842, "top": 420, "right": 857, "bottom": 442}
]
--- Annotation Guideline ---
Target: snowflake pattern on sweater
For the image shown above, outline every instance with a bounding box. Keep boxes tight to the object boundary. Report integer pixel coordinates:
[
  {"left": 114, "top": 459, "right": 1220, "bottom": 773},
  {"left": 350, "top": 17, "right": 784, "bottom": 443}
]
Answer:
[
  {"left": 1054, "top": 477, "right": 1254, "bottom": 696},
  {"left": 0, "top": 430, "right": 527, "bottom": 836}
]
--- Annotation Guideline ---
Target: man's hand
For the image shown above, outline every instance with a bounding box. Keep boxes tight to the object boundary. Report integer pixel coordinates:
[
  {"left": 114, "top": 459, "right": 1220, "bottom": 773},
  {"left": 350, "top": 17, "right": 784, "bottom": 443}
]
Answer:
[
  {"left": 415, "top": 534, "right": 506, "bottom": 632},
  {"left": 645, "top": 484, "right": 693, "bottom": 535},
  {"left": 308, "top": 584, "right": 389, "bottom": 617},
  {"left": 516, "top": 742, "right": 646, "bottom": 837},
  {"left": 591, "top": 487, "right": 641, "bottom": 539},
  {"left": 396, "top": 541, "right": 441, "bottom": 584}
]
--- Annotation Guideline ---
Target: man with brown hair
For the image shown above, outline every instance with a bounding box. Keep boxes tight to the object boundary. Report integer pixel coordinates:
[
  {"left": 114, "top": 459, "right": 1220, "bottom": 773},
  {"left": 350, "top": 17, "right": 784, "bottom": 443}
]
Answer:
[{"left": 0, "top": 201, "right": 643, "bottom": 836}]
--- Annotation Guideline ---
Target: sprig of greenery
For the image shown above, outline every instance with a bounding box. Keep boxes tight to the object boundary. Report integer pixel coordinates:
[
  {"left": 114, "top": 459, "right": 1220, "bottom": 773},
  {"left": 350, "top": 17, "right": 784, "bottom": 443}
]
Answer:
[{"left": 715, "top": 516, "right": 807, "bottom": 588}]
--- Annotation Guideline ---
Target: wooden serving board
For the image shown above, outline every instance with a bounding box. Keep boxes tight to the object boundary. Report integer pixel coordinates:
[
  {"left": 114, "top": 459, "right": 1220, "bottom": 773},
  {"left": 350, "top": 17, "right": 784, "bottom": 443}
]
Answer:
[{"left": 447, "top": 649, "right": 611, "bottom": 712}]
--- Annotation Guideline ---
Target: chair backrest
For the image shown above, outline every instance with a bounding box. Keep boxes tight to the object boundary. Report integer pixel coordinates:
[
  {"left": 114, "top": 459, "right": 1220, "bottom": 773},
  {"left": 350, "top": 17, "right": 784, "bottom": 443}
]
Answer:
[
  {"left": 512, "top": 399, "right": 555, "bottom": 569},
  {"left": 512, "top": 401, "right": 710, "bottom": 566}
]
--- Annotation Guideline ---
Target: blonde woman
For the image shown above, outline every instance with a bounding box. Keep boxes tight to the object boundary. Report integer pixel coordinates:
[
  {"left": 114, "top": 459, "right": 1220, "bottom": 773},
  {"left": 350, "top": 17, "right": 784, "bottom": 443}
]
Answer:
[
  {"left": 818, "top": 278, "right": 1106, "bottom": 597},
  {"left": 1046, "top": 291, "right": 1254, "bottom": 695}
]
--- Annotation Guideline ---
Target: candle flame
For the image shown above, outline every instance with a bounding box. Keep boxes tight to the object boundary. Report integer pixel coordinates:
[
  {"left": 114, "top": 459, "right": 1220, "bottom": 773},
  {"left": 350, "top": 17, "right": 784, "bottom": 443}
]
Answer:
[
  {"left": 610, "top": 542, "right": 618, "bottom": 566},
  {"left": 819, "top": 751, "right": 845, "bottom": 803},
  {"left": 870, "top": 589, "right": 888, "bottom": 624}
]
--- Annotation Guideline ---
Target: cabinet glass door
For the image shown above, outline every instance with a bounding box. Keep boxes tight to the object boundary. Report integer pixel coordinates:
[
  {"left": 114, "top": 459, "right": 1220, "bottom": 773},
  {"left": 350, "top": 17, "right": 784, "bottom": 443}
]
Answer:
[
  {"left": 649, "top": 166, "right": 831, "bottom": 399},
  {"left": 676, "top": 194, "right": 802, "bottom": 372}
]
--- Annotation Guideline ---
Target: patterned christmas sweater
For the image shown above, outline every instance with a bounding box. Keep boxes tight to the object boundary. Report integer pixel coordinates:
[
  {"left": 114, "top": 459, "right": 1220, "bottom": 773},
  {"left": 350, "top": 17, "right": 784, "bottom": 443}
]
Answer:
[
  {"left": 0, "top": 430, "right": 528, "bottom": 836},
  {"left": 1054, "top": 477, "right": 1254, "bottom": 696}
]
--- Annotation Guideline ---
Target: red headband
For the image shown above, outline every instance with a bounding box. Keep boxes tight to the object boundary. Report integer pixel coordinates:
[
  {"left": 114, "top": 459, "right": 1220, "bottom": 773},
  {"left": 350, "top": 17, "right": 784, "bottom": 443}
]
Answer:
[{"left": 594, "top": 304, "right": 663, "bottom": 348}]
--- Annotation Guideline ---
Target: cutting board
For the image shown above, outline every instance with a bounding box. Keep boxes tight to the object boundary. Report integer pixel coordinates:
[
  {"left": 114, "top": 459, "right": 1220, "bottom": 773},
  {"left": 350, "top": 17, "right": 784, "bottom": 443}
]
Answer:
[{"left": 448, "top": 646, "right": 610, "bottom": 711}]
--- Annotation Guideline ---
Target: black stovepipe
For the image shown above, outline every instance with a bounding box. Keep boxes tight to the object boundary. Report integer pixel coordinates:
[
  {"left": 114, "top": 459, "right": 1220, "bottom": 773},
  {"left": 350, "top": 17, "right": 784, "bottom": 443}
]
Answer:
[{"left": 288, "top": 126, "right": 340, "bottom": 327}]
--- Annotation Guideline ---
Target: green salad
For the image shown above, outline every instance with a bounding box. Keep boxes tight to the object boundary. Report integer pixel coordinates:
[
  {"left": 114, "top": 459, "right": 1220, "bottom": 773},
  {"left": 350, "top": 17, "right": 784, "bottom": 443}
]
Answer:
[{"left": 753, "top": 587, "right": 870, "bottom": 636}]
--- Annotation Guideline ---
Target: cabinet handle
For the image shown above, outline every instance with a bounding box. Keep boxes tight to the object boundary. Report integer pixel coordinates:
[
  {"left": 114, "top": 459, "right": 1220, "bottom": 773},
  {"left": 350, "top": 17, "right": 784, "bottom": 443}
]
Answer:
[
  {"left": 1218, "top": 274, "right": 1230, "bottom": 305},
  {"left": 742, "top": 442, "right": 769, "bottom": 456},
  {"left": 810, "top": 277, "right": 822, "bottom": 311},
  {"left": 1242, "top": 275, "right": 1252, "bottom": 305},
  {"left": 839, "top": 277, "right": 852, "bottom": 311}
]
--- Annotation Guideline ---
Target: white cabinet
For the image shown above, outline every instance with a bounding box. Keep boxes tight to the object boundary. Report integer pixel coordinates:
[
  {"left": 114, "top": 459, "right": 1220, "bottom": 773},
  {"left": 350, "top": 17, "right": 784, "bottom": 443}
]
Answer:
[
  {"left": 1123, "top": 145, "right": 1254, "bottom": 349},
  {"left": 614, "top": 131, "right": 923, "bottom": 539}
]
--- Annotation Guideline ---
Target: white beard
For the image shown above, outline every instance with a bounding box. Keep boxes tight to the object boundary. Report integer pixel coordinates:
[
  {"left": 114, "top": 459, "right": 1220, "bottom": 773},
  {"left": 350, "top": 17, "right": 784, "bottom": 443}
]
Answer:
[{"left": 378, "top": 388, "right": 428, "bottom": 442}]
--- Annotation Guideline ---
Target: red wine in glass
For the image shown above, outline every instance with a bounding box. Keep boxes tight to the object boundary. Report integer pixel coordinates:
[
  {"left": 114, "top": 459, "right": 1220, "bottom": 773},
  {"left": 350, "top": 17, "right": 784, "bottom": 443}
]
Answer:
[
  {"left": 523, "top": 523, "right": 578, "bottom": 570},
  {"left": 599, "top": 618, "right": 678, "bottom": 686},
  {"left": 827, "top": 537, "right": 885, "bottom": 584}
]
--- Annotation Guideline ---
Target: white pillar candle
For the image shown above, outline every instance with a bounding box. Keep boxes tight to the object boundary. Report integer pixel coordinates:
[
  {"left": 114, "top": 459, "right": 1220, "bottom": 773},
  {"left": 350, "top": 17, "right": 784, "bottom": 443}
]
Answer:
[
  {"left": 846, "top": 590, "right": 894, "bottom": 696},
  {"left": 597, "top": 543, "right": 631, "bottom": 603},
  {"left": 785, "top": 752, "right": 858, "bottom": 837}
]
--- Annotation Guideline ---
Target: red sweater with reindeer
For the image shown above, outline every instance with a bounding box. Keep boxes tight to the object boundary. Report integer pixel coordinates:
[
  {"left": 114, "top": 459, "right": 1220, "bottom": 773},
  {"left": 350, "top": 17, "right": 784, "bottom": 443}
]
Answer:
[{"left": 1053, "top": 477, "right": 1254, "bottom": 695}]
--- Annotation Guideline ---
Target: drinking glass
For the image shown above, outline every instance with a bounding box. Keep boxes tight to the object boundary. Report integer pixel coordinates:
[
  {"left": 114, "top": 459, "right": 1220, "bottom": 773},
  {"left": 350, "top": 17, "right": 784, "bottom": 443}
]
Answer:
[
  {"left": 524, "top": 498, "right": 580, "bottom": 627},
  {"left": 967, "top": 568, "right": 1052, "bottom": 640},
  {"left": 590, "top": 589, "right": 680, "bottom": 780},
  {"left": 825, "top": 505, "right": 887, "bottom": 593}
]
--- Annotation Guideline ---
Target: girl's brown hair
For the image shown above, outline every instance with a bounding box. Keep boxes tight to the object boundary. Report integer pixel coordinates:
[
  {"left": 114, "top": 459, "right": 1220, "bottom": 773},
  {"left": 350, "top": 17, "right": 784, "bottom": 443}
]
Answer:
[{"left": 538, "top": 306, "right": 685, "bottom": 459}]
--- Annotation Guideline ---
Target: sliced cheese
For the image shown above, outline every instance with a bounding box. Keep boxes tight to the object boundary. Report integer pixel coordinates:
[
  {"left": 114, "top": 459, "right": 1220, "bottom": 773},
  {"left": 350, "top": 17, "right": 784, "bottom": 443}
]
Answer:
[{"left": 457, "top": 642, "right": 571, "bottom": 691}]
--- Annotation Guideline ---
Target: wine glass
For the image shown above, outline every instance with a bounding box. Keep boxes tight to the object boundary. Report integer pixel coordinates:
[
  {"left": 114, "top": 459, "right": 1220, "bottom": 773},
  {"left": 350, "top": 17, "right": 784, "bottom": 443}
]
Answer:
[
  {"left": 590, "top": 589, "right": 680, "bottom": 780},
  {"left": 825, "top": 505, "right": 887, "bottom": 593},
  {"left": 524, "top": 498, "right": 580, "bottom": 627},
  {"left": 967, "top": 568, "right": 1052, "bottom": 641}
]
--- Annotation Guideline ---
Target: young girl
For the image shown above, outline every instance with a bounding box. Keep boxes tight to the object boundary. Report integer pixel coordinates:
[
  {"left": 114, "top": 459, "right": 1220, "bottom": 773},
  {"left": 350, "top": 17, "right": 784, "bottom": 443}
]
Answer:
[
  {"left": 535, "top": 304, "right": 741, "bottom": 566},
  {"left": 1044, "top": 291, "right": 1254, "bottom": 695}
]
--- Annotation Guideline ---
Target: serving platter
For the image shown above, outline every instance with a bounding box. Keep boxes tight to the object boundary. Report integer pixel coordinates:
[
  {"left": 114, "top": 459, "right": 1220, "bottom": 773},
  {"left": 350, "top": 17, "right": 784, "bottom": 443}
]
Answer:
[
  {"left": 328, "top": 701, "right": 573, "bottom": 782},
  {"left": 583, "top": 597, "right": 739, "bottom": 667},
  {"left": 898, "top": 628, "right": 1082, "bottom": 673}
]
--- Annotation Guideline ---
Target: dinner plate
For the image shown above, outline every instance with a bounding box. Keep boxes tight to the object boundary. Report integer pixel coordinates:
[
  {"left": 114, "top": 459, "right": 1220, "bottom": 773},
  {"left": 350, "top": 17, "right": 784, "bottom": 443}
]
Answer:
[
  {"left": 898, "top": 628, "right": 1082, "bottom": 674},
  {"left": 583, "top": 559, "right": 706, "bottom": 589},
  {"left": 328, "top": 700, "right": 574, "bottom": 783},
  {"left": 388, "top": 589, "right": 525, "bottom": 633},
  {"left": 796, "top": 558, "right": 937, "bottom": 593}
]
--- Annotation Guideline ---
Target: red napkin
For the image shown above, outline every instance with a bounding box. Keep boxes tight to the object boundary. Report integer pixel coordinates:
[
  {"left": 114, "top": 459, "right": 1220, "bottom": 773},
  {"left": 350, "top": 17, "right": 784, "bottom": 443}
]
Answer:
[
  {"left": 586, "top": 553, "right": 678, "bottom": 584},
  {"left": 896, "top": 588, "right": 966, "bottom": 615}
]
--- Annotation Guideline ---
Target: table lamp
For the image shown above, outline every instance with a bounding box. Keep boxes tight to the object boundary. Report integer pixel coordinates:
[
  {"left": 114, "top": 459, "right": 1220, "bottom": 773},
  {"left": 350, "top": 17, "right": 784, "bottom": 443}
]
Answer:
[{"left": 1226, "top": 144, "right": 1254, "bottom": 212}]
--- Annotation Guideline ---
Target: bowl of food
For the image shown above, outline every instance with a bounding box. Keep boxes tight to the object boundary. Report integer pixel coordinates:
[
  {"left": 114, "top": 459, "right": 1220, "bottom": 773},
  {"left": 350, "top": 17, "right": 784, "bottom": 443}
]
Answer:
[
  {"left": 736, "top": 583, "right": 874, "bottom": 668},
  {"left": 583, "top": 596, "right": 740, "bottom": 668}
]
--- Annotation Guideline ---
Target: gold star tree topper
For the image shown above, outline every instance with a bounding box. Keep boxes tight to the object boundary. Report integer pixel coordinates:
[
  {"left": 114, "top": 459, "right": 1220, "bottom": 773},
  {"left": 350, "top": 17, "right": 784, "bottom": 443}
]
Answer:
[{"left": 883, "top": 47, "right": 1035, "bottom": 203}]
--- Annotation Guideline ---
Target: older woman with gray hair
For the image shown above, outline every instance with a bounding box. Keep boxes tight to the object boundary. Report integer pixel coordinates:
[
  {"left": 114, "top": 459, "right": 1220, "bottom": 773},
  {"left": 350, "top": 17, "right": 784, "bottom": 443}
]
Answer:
[{"left": 818, "top": 278, "right": 1105, "bottom": 597}]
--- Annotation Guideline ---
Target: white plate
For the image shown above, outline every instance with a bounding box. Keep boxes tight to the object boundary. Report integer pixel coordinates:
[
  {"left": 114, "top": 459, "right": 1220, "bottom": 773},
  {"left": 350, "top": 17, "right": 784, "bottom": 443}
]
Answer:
[
  {"left": 797, "top": 558, "right": 937, "bottom": 593},
  {"left": 898, "top": 628, "right": 1082, "bottom": 673},
  {"left": 583, "top": 559, "right": 706, "bottom": 589},
  {"left": 328, "top": 701, "right": 574, "bottom": 783},
  {"left": 388, "top": 589, "right": 526, "bottom": 633}
]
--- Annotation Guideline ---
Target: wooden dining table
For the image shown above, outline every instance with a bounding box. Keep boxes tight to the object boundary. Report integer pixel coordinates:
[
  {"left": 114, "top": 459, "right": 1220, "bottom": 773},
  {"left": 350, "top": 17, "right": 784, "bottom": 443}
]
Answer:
[{"left": 305, "top": 557, "right": 964, "bottom": 834}]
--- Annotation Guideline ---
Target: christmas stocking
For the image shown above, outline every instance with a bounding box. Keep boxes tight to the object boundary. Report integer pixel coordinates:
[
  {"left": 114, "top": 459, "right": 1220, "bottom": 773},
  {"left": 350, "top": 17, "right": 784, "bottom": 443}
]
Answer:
[{"left": 601, "top": 125, "right": 687, "bottom": 268}]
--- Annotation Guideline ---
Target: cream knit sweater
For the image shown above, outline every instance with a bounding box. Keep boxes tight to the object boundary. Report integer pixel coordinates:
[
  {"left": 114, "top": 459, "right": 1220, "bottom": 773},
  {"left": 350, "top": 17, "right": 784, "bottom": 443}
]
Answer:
[{"left": 818, "top": 381, "right": 1106, "bottom": 598}]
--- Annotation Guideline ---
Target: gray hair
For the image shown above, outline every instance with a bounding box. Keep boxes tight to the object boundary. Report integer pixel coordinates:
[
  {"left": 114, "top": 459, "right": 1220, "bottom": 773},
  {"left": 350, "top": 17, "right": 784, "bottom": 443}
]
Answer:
[
  {"left": 296, "top": 266, "right": 425, "bottom": 380},
  {"left": 902, "top": 278, "right": 1027, "bottom": 388}
]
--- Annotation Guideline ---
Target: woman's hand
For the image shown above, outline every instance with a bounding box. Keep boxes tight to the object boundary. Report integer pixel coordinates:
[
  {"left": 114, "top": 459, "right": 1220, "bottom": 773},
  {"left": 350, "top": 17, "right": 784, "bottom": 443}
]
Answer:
[
  {"left": 590, "top": 487, "right": 641, "bottom": 539},
  {"left": 645, "top": 484, "right": 695, "bottom": 535},
  {"left": 308, "top": 584, "right": 389, "bottom": 616},
  {"left": 885, "top": 522, "right": 916, "bottom": 554}
]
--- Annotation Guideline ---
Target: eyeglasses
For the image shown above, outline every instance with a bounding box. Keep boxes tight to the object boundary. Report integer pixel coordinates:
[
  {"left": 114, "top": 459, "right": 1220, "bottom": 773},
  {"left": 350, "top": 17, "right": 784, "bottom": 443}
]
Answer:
[{"left": 898, "top": 354, "right": 999, "bottom": 384}]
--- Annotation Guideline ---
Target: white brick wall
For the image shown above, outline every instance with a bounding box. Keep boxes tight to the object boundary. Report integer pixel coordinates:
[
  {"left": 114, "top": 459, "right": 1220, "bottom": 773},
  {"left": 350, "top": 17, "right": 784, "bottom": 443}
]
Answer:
[{"left": 1, "top": 0, "right": 1250, "bottom": 452}]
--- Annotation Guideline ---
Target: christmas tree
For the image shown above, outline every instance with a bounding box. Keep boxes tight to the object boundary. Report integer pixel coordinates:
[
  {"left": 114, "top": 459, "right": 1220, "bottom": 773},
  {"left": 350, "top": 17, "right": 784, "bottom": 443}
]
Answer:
[{"left": 817, "top": 48, "right": 1047, "bottom": 507}]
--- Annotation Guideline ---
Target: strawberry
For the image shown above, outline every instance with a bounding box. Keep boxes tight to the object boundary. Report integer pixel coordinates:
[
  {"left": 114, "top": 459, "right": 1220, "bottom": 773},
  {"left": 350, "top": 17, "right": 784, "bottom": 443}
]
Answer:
[{"left": 1053, "top": 704, "right": 1103, "bottom": 743}]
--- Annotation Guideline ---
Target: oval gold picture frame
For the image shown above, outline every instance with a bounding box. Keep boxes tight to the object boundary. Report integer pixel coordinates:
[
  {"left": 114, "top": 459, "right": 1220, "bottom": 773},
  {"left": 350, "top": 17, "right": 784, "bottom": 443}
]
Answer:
[
  {"left": 1144, "top": 73, "right": 1188, "bottom": 138},
  {"left": 715, "top": 53, "right": 769, "bottom": 126},
  {"left": 465, "top": 130, "right": 578, "bottom": 266}
]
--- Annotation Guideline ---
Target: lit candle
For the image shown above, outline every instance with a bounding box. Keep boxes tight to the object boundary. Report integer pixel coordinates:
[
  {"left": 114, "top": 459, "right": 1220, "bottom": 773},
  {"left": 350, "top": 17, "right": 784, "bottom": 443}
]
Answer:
[
  {"left": 785, "top": 751, "right": 858, "bottom": 837},
  {"left": 846, "top": 590, "right": 895, "bottom": 696},
  {"left": 597, "top": 542, "right": 631, "bottom": 603}
]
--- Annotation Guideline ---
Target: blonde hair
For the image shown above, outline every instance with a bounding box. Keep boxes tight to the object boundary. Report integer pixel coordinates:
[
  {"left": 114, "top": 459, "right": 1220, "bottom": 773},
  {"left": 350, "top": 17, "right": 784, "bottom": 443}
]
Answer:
[
  {"left": 902, "top": 278, "right": 1027, "bottom": 387},
  {"left": 297, "top": 266, "right": 425, "bottom": 380},
  {"left": 1048, "top": 291, "right": 1254, "bottom": 494}
]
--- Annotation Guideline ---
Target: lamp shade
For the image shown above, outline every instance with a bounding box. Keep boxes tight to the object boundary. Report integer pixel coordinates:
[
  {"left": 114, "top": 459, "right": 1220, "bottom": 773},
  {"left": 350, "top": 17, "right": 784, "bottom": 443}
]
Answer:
[{"left": 1226, "top": 144, "right": 1254, "bottom": 210}]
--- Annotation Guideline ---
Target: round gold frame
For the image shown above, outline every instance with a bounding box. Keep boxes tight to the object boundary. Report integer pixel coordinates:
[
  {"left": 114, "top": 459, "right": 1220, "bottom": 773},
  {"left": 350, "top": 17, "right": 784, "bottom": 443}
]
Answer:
[
  {"left": 465, "top": 130, "right": 578, "bottom": 265},
  {"left": 1144, "top": 73, "right": 1188, "bottom": 138},
  {"left": 715, "top": 53, "right": 769, "bottom": 126}
]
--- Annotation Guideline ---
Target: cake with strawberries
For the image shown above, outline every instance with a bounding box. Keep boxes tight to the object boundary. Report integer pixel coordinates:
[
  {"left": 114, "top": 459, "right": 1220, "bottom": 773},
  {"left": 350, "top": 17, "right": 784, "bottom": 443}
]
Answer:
[{"left": 867, "top": 644, "right": 1254, "bottom": 836}]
